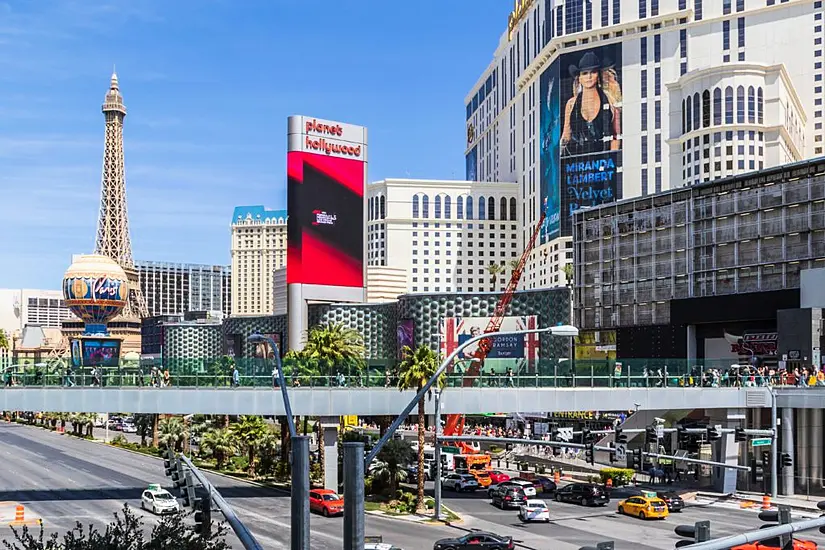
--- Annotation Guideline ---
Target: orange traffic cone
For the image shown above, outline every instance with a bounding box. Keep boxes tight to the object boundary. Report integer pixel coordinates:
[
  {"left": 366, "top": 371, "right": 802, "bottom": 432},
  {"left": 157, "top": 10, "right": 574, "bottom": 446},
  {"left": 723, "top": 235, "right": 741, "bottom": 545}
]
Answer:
[
  {"left": 762, "top": 494, "right": 771, "bottom": 510},
  {"left": 14, "top": 505, "right": 24, "bottom": 522}
]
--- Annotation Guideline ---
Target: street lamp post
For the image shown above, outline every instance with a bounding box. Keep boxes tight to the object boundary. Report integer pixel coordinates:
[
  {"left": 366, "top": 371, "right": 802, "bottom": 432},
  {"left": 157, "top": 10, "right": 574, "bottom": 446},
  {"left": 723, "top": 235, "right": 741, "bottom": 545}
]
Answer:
[
  {"left": 247, "top": 334, "right": 307, "bottom": 550},
  {"left": 433, "top": 357, "right": 480, "bottom": 521},
  {"left": 183, "top": 414, "right": 194, "bottom": 459}
]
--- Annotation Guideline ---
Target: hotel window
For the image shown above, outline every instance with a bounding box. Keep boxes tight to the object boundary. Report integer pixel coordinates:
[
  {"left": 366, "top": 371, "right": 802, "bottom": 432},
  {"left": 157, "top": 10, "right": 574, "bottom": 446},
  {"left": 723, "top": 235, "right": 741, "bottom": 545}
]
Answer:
[
  {"left": 601, "top": 0, "right": 609, "bottom": 26},
  {"left": 736, "top": 0, "right": 744, "bottom": 11},
  {"left": 694, "top": 0, "right": 702, "bottom": 20},
  {"left": 686, "top": 98, "right": 692, "bottom": 132},
  {"left": 723, "top": 0, "right": 731, "bottom": 14},
  {"left": 586, "top": 0, "right": 592, "bottom": 30},
  {"left": 641, "top": 70, "right": 648, "bottom": 99},
  {"left": 725, "top": 86, "right": 734, "bottom": 124},
  {"left": 640, "top": 37, "right": 648, "bottom": 65},
  {"left": 641, "top": 135, "right": 649, "bottom": 163},
  {"left": 641, "top": 103, "right": 648, "bottom": 131},
  {"left": 713, "top": 88, "right": 722, "bottom": 125},
  {"left": 651, "top": 0, "right": 658, "bottom": 15},
  {"left": 422, "top": 194, "right": 430, "bottom": 218},
  {"left": 679, "top": 0, "right": 686, "bottom": 8},
  {"left": 723, "top": 20, "right": 730, "bottom": 51},
  {"left": 737, "top": 86, "right": 745, "bottom": 123},
  {"left": 435, "top": 195, "right": 442, "bottom": 218},
  {"left": 642, "top": 168, "right": 649, "bottom": 195},
  {"left": 738, "top": 17, "right": 745, "bottom": 49},
  {"left": 655, "top": 100, "right": 661, "bottom": 129},
  {"left": 679, "top": 29, "right": 687, "bottom": 75},
  {"left": 655, "top": 135, "right": 662, "bottom": 162},
  {"left": 747, "top": 86, "right": 756, "bottom": 123},
  {"left": 655, "top": 167, "right": 662, "bottom": 193},
  {"left": 412, "top": 195, "right": 420, "bottom": 218},
  {"left": 654, "top": 34, "right": 661, "bottom": 62},
  {"left": 557, "top": 6, "right": 564, "bottom": 35},
  {"left": 613, "top": 0, "right": 620, "bottom": 24},
  {"left": 639, "top": 0, "right": 646, "bottom": 18},
  {"left": 565, "top": 0, "right": 584, "bottom": 33},
  {"left": 757, "top": 88, "right": 764, "bottom": 123},
  {"left": 654, "top": 68, "right": 661, "bottom": 95},
  {"left": 693, "top": 93, "right": 700, "bottom": 130},
  {"left": 703, "top": 90, "right": 711, "bottom": 127}
]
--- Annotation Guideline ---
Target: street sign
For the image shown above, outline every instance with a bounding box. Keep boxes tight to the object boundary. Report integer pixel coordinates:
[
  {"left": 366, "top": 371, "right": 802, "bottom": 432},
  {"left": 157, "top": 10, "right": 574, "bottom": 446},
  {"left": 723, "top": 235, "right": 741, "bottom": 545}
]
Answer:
[
  {"left": 751, "top": 438, "right": 772, "bottom": 447},
  {"left": 615, "top": 443, "right": 627, "bottom": 461}
]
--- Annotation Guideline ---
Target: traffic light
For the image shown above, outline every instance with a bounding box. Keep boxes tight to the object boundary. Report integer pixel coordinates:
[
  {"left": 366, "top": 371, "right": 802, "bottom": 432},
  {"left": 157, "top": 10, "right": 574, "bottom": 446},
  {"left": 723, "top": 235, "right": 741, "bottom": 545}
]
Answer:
[
  {"left": 734, "top": 427, "right": 747, "bottom": 443},
  {"left": 646, "top": 427, "right": 658, "bottom": 445},
  {"left": 707, "top": 426, "right": 721, "bottom": 442},
  {"left": 674, "top": 521, "right": 711, "bottom": 548},
  {"left": 581, "top": 427, "right": 592, "bottom": 444},
  {"left": 751, "top": 456, "right": 765, "bottom": 484},
  {"left": 182, "top": 471, "right": 196, "bottom": 509},
  {"left": 615, "top": 428, "right": 627, "bottom": 445},
  {"left": 762, "top": 450, "right": 771, "bottom": 471},
  {"left": 676, "top": 426, "right": 688, "bottom": 446},
  {"left": 585, "top": 443, "right": 595, "bottom": 465},
  {"left": 781, "top": 452, "right": 793, "bottom": 468},
  {"left": 163, "top": 448, "right": 175, "bottom": 478},
  {"left": 550, "top": 428, "right": 559, "bottom": 441},
  {"left": 193, "top": 497, "right": 212, "bottom": 538},
  {"left": 172, "top": 457, "right": 186, "bottom": 493},
  {"left": 630, "top": 448, "right": 642, "bottom": 470},
  {"left": 608, "top": 442, "right": 616, "bottom": 464}
]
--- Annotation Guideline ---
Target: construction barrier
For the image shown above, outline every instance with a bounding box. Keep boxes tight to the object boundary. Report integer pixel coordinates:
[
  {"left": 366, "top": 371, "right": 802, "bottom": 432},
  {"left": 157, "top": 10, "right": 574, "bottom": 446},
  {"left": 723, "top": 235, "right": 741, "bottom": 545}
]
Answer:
[
  {"left": 14, "top": 505, "right": 23, "bottom": 523},
  {"left": 553, "top": 471, "right": 560, "bottom": 484},
  {"left": 762, "top": 494, "right": 771, "bottom": 510}
]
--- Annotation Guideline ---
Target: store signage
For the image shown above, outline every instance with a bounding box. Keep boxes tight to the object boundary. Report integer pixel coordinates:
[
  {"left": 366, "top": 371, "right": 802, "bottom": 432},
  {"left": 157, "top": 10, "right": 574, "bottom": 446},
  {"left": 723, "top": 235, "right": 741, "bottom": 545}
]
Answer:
[
  {"left": 304, "top": 136, "right": 362, "bottom": 158},
  {"left": 508, "top": 0, "right": 535, "bottom": 40}
]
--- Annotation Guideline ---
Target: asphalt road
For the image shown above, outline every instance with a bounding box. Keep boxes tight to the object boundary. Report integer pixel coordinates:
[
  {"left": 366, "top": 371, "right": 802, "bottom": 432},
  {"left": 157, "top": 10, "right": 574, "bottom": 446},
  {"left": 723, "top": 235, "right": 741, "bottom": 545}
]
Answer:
[
  {"left": 0, "top": 422, "right": 455, "bottom": 550},
  {"left": 2, "top": 422, "right": 824, "bottom": 550},
  {"left": 437, "top": 483, "right": 825, "bottom": 550}
]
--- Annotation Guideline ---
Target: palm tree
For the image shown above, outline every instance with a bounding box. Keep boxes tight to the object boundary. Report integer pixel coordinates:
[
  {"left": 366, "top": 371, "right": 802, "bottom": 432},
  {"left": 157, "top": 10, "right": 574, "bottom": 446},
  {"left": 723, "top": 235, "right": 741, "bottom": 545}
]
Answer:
[
  {"left": 0, "top": 329, "right": 9, "bottom": 350},
  {"left": 374, "top": 438, "right": 415, "bottom": 499},
  {"left": 133, "top": 414, "right": 153, "bottom": 447},
  {"left": 231, "top": 415, "right": 269, "bottom": 477},
  {"left": 201, "top": 428, "right": 237, "bottom": 470},
  {"left": 303, "top": 322, "right": 365, "bottom": 380},
  {"left": 158, "top": 416, "right": 187, "bottom": 452},
  {"left": 563, "top": 263, "right": 574, "bottom": 287},
  {"left": 486, "top": 262, "right": 505, "bottom": 290},
  {"left": 397, "top": 345, "right": 445, "bottom": 512}
]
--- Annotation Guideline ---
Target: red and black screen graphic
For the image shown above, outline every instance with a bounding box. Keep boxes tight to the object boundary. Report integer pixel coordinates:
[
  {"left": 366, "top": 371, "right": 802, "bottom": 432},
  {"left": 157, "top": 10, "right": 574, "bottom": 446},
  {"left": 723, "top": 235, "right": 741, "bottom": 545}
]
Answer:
[{"left": 287, "top": 151, "right": 364, "bottom": 287}]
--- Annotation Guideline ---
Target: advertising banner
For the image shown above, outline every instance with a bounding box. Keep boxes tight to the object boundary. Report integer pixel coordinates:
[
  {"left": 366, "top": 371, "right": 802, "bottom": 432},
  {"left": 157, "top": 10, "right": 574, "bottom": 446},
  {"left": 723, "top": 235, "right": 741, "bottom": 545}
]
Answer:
[
  {"left": 287, "top": 151, "right": 365, "bottom": 287},
  {"left": 439, "top": 316, "right": 539, "bottom": 373},
  {"left": 396, "top": 318, "right": 415, "bottom": 359},
  {"left": 540, "top": 44, "right": 623, "bottom": 239}
]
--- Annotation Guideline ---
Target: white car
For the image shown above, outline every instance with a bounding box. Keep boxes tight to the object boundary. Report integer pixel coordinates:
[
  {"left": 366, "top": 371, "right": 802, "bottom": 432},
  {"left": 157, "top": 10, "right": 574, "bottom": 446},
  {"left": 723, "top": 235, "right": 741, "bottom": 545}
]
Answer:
[
  {"left": 141, "top": 485, "right": 181, "bottom": 515},
  {"left": 441, "top": 473, "right": 480, "bottom": 492},
  {"left": 518, "top": 499, "right": 550, "bottom": 523},
  {"left": 122, "top": 423, "right": 137, "bottom": 433}
]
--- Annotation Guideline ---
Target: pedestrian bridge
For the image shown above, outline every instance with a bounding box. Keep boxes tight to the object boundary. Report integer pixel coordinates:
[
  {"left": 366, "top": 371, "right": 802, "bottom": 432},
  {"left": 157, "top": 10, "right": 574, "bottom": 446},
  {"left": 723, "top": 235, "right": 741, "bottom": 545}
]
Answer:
[{"left": 0, "top": 385, "right": 791, "bottom": 415}]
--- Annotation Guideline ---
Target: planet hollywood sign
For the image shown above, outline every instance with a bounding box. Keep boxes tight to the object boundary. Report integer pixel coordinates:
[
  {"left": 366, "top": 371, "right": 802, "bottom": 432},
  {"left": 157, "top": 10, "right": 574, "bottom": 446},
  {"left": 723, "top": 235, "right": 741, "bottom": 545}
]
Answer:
[{"left": 303, "top": 118, "right": 363, "bottom": 158}]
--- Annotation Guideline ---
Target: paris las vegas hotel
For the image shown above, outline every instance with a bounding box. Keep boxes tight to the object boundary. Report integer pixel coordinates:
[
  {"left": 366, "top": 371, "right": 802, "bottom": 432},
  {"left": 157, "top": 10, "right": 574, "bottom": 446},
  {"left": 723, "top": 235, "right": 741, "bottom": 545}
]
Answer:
[{"left": 465, "top": 0, "right": 822, "bottom": 289}]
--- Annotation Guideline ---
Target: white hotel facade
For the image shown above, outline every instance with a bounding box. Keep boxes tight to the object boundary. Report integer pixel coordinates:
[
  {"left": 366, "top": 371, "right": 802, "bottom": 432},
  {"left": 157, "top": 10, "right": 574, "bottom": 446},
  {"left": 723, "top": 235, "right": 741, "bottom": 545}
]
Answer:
[{"left": 465, "top": 0, "right": 823, "bottom": 289}]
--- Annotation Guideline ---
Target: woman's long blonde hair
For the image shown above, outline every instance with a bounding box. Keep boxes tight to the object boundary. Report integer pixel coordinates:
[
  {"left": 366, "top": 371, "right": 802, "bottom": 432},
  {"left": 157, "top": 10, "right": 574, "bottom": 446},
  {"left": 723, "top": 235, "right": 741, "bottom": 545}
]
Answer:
[{"left": 571, "top": 67, "right": 623, "bottom": 107}]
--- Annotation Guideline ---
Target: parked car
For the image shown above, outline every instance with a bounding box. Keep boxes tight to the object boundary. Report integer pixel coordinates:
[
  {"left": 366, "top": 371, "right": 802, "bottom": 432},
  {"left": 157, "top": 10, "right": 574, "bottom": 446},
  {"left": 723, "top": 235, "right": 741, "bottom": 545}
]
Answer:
[
  {"left": 442, "top": 473, "right": 480, "bottom": 492},
  {"left": 554, "top": 483, "right": 610, "bottom": 506},
  {"left": 433, "top": 531, "right": 514, "bottom": 550},
  {"left": 490, "top": 485, "right": 527, "bottom": 509},
  {"left": 488, "top": 470, "right": 511, "bottom": 485},
  {"left": 518, "top": 499, "right": 550, "bottom": 523},
  {"left": 656, "top": 491, "right": 684, "bottom": 512},
  {"left": 309, "top": 489, "right": 343, "bottom": 517},
  {"left": 532, "top": 476, "right": 557, "bottom": 494}
]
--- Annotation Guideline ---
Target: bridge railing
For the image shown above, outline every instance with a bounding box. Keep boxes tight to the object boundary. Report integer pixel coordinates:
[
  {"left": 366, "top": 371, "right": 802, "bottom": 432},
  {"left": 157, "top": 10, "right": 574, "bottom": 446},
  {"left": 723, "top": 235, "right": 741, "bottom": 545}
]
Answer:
[{"left": 1, "top": 357, "right": 818, "bottom": 389}]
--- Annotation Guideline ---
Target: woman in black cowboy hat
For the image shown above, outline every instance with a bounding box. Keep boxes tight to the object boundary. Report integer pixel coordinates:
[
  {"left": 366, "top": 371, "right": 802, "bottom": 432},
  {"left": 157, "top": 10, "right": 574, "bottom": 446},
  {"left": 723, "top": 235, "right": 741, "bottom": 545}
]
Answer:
[{"left": 560, "top": 51, "right": 622, "bottom": 157}]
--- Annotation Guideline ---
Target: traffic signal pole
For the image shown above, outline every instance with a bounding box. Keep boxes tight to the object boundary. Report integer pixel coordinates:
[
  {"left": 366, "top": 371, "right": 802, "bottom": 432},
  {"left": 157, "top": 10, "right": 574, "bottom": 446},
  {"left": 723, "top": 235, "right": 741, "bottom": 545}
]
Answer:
[
  {"left": 438, "top": 435, "right": 752, "bottom": 471},
  {"left": 770, "top": 389, "right": 778, "bottom": 499}
]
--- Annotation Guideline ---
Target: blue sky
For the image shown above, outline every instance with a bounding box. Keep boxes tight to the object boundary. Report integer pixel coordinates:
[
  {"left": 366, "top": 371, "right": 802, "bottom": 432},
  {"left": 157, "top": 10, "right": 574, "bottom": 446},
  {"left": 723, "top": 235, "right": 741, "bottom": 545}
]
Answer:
[{"left": 0, "top": 0, "right": 510, "bottom": 289}]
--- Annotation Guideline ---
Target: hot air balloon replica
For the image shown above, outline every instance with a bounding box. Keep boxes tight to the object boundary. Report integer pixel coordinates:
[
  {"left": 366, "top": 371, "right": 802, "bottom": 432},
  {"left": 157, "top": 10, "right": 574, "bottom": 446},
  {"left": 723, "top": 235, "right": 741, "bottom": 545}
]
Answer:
[{"left": 62, "top": 254, "right": 128, "bottom": 368}]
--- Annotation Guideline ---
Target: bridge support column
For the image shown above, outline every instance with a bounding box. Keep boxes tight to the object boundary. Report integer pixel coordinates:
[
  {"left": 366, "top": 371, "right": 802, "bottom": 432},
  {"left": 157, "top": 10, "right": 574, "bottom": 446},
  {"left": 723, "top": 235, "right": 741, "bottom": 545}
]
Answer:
[
  {"left": 710, "top": 408, "right": 742, "bottom": 494},
  {"left": 810, "top": 409, "right": 823, "bottom": 491},
  {"left": 781, "top": 408, "right": 795, "bottom": 496},
  {"left": 319, "top": 417, "right": 339, "bottom": 490},
  {"left": 798, "top": 409, "right": 809, "bottom": 493}
]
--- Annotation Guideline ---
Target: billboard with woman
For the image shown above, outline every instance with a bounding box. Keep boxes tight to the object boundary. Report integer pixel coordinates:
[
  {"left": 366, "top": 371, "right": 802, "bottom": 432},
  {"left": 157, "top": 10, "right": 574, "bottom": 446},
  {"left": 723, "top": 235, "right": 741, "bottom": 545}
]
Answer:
[{"left": 541, "top": 44, "right": 623, "bottom": 238}]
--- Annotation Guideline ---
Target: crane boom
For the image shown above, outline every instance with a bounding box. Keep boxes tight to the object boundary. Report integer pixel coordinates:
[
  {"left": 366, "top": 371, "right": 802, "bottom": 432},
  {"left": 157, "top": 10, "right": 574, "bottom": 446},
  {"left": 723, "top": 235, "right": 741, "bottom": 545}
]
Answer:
[{"left": 443, "top": 212, "right": 547, "bottom": 450}]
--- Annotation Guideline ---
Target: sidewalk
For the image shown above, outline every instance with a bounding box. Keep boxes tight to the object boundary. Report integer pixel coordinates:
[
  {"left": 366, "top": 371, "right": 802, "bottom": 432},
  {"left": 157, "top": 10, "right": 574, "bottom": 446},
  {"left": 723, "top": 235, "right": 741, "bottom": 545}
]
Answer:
[{"left": 694, "top": 490, "right": 825, "bottom": 515}]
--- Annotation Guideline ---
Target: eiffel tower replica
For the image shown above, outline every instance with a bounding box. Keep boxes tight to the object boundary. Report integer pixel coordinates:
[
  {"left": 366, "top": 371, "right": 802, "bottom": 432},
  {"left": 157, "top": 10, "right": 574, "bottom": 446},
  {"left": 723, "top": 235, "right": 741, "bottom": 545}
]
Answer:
[{"left": 62, "top": 72, "right": 147, "bottom": 353}]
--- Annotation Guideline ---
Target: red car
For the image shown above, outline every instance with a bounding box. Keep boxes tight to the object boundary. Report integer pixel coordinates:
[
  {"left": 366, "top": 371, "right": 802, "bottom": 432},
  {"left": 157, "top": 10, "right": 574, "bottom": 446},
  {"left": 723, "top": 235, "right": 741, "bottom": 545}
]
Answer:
[
  {"left": 309, "top": 489, "right": 344, "bottom": 517},
  {"left": 488, "top": 470, "right": 511, "bottom": 484}
]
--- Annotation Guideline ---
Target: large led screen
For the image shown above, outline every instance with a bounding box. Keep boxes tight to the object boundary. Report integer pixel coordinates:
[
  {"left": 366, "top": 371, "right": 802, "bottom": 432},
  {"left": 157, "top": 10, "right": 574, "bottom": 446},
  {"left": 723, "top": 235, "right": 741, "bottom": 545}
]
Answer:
[
  {"left": 81, "top": 338, "right": 121, "bottom": 368},
  {"left": 540, "top": 44, "right": 623, "bottom": 241},
  {"left": 287, "top": 151, "right": 364, "bottom": 287}
]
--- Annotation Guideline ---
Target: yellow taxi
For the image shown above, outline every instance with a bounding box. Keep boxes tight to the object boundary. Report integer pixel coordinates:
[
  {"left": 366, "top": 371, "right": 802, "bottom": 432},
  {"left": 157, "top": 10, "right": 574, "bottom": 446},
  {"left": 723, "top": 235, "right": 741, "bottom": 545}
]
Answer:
[{"left": 617, "top": 494, "right": 669, "bottom": 520}]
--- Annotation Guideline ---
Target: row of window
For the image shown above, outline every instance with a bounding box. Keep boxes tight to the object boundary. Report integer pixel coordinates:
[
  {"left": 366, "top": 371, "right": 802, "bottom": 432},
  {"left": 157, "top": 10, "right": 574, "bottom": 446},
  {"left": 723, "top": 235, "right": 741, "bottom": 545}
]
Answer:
[
  {"left": 368, "top": 195, "right": 386, "bottom": 221},
  {"left": 411, "top": 195, "right": 518, "bottom": 221},
  {"left": 681, "top": 86, "right": 764, "bottom": 135}
]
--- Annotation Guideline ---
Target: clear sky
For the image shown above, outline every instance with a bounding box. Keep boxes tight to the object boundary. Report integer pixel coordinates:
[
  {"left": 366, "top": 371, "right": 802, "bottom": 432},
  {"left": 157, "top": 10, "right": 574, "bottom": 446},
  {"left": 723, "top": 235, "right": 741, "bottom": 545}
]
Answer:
[{"left": 0, "top": 0, "right": 510, "bottom": 289}]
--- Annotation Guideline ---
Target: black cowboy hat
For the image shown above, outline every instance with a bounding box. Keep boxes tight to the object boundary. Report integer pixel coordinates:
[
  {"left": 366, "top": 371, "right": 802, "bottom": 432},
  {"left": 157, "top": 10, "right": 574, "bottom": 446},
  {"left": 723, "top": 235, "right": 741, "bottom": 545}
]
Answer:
[{"left": 568, "top": 51, "right": 614, "bottom": 77}]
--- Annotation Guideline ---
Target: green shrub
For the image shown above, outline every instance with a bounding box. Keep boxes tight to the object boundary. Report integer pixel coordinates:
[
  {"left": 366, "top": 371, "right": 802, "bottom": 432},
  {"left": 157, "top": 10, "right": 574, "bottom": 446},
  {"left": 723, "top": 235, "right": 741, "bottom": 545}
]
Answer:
[
  {"left": 111, "top": 434, "right": 129, "bottom": 446},
  {"left": 598, "top": 467, "right": 635, "bottom": 486}
]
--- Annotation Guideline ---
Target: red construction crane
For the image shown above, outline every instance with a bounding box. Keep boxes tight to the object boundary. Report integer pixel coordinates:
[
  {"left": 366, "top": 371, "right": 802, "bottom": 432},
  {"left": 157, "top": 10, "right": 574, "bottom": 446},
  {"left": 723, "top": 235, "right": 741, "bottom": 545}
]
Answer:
[{"left": 443, "top": 212, "right": 547, "bottom": 451}]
